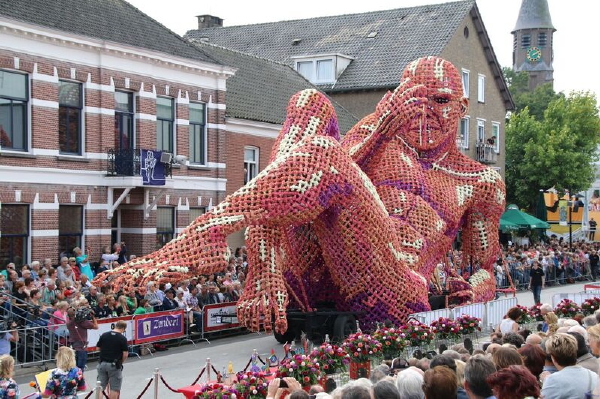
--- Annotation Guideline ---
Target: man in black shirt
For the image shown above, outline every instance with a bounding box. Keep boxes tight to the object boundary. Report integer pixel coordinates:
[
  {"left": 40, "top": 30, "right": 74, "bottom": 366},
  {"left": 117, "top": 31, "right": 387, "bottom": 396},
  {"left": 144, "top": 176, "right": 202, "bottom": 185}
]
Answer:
[
  {"left": 97, "top": 320, "right": 128, "bottom": 399},
  {"left": 590, "top": 250, "right": 600, "bottom": 281},
  {"left": 529, "top": 261, "right": 545, "bottom": 305},
  {"left": 590, "top": 218, "right": 597, "bottom": 241}
]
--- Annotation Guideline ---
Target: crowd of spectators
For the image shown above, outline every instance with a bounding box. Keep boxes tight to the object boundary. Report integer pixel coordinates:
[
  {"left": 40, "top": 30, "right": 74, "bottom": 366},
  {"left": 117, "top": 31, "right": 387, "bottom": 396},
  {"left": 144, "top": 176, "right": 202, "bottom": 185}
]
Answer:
[
  {"left": 0, "top": 243, "right": 249, "bottom": 339},
  {"left": 431, "top": 237, "right": 599, "bottom": 295},
  {"left": 266, "top": 304, "right": 600, "bottom": 399}
]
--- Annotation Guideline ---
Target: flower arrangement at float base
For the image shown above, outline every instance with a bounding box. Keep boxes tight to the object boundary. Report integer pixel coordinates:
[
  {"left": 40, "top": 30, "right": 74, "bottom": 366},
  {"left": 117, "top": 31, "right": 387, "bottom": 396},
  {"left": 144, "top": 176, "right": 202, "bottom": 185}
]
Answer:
[
  {"left": 515, "top": 304, "right": 533, "bottom": 324},
  {"left": 455, "top": 314, "right": 481, "bottom": 334},
  {"left": 276, "top": 354, "right": 322, "bottom": 387},
  {"left": 554, "top": 298, "right": 582, "bottom": 318},
  {"left": 310, "top": 343, "right": 351, "bottom": 373},
  {"left": 342, "top": 333, "right": 383, "bottom": 363},
  {"left": 192, "top": 383, "right": 239, "bottom": 399},
  {"left": 234, "top": 371, "right": 269, "bottom": 399},
  {"left": 400, "top": 319, "right": 434, "bottom": 347},
  {"left": 581, "top": 297, "right": 600, "bottom": 316},
  {"left": 529, "top": 304, "right": 544, "bottom": 321},
  {"left": 430, "top": 317, "right": 461, "bottom": 339},
  {"left": 372, "top": 326, "right": 408, "bottom": 357}
]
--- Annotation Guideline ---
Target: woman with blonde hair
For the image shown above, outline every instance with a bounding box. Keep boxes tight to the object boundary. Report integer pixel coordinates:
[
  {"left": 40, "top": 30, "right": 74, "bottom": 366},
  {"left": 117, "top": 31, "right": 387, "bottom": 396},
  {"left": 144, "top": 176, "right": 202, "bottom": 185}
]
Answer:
[
  {"left": 43, "top": 346, "right": 86, "bottom": 398},
  {"left": 544, "top": 311, "right": 559, "bottom": 335},
  {"left": 0, "top": 354, "right": 19, "bottom": 397}
]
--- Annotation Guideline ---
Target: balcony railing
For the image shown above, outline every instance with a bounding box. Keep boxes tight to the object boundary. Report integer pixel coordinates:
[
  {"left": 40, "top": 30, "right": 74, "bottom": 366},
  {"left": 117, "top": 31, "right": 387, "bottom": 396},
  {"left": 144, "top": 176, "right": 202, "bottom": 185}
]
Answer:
[
  {"left": 106, "top": 148, "right": 172, "bottom": 177},
  {"left": 475, "top": 142, "right": 497, "bottom": 164}
]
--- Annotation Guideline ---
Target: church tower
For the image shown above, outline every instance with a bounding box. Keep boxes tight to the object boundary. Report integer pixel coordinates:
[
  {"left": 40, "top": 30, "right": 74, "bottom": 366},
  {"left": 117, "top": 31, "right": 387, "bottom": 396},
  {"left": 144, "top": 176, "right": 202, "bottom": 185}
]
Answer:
[{"left": 512, "top": 0, "right": 556, "bottom": 91}]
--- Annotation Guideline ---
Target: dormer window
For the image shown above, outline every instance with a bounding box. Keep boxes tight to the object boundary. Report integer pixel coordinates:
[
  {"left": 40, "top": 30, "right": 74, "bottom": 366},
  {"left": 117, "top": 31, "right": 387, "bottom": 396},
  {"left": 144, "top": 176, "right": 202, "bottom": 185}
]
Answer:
[
  {"left": 293, "top": 53, "right": 354, "bottom": 85},
  {"left": 296, "top": 59, "right": 334, "bottom": 84}
]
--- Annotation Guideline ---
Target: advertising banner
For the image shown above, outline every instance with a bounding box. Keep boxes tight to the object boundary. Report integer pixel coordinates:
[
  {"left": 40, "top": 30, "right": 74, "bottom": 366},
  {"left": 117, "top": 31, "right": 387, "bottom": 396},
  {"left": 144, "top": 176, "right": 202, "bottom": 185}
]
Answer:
[
  {"left": 134, "top": 310, "right": 185, "bottom": 344},
  {"left": 86, "top": 316, "right": 134, "bottom": 351},
  {"left": 203, "top": 302, "right": 240, "bottom": 332}
]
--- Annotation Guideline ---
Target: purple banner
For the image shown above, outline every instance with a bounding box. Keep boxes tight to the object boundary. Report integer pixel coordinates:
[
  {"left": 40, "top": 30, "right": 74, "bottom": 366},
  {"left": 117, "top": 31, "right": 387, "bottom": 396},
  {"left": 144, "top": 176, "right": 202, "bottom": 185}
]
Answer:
[
  {"left": 134, "top": 310, "right": 184, "bottom": 343},
  {"left": 141, "top": 149, "right": 166, "bottom": 186}
]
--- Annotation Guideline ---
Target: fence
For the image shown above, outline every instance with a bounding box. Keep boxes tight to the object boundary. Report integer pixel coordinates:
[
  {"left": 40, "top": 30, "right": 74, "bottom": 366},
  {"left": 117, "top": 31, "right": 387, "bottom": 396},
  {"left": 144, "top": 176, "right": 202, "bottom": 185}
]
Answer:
[
  {"left": 551, "top": 292, "right": 600, "bottom": 308},
  {"left": 409, "top": 296, "right": 517, "bottom": 333},
  {"left": 1, "top": 299, "right": 245, "bottom": 370},
  {"left": 496, "top": 259, "right": 592, "bottom": 291}
]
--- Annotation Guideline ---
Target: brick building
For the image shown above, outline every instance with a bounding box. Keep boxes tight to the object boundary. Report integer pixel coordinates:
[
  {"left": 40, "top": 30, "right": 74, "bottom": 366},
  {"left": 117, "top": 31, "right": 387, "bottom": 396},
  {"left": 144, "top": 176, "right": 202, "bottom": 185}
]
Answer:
[
  {"left": 0, "top": 0, "right": 356, "bottom": 268},
  {"left": 0, "top": 0, "right": 232, "bottom": 267}
]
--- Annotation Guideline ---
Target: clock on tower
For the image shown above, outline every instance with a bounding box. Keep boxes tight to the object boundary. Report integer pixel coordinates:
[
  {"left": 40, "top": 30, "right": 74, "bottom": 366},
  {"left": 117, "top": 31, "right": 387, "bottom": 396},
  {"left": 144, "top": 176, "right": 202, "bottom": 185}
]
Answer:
[{"left": 526, "top": 46, "right": 542, "bottom": 62}]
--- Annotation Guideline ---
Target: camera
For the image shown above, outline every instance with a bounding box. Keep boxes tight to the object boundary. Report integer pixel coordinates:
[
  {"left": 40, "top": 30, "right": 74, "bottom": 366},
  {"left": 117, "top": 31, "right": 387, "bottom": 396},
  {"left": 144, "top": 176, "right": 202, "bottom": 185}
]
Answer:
[
  {"left": 74, "top": 307, "right": 94, "bottom": 322},
  {"left": 279, "top": 380, "right": 288, "bottom": 388}
]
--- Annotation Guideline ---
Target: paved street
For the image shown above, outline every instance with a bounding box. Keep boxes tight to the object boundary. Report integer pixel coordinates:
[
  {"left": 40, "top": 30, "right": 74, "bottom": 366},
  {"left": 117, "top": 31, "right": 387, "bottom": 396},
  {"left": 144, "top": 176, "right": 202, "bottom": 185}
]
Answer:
[{"left": 13, "top": 280, "right": 596, "bottom": 398}]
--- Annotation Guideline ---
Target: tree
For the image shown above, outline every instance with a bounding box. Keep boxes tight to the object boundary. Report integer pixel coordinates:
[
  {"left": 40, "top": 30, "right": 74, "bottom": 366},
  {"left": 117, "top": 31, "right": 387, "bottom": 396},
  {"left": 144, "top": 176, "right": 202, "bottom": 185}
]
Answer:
[
  {"left": 505, "top": 91, "right": 600, "bottom": 210},
  {"left": 502, "top": 67, "right": 563, "bottom": 120}
]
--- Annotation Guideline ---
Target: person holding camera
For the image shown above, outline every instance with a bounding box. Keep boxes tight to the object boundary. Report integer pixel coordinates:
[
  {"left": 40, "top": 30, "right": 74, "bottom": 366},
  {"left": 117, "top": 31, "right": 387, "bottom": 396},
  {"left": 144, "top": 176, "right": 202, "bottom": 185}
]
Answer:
[
  {"left": 96, "top": 320, "right": 128, "bottom": 399},
  {"left": 66, "top": 300, "right": 98, "bottom": 372},
  {"left": 0, "top": 321, "right": 18, "bottom": 356}
]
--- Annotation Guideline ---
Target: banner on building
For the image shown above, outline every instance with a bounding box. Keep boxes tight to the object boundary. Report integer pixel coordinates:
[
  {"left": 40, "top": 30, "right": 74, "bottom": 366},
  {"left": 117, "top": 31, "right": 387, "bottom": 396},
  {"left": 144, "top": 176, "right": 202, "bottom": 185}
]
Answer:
[
  {"left": 141, "top": 149, "right": 166, "bottom": 185},
  {"left": 133, "top": 310, "right": 185, "bottom": 344},
  {"left": 203, "top": 302, "right": 240, "bottom": 332}
]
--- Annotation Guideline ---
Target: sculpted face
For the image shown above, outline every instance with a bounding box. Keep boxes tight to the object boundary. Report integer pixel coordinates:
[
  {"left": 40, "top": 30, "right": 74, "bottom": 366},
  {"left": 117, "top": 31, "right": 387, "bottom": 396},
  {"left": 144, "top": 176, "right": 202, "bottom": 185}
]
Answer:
[{"left": 399, "top": 57, "right": 468, "bottom": 152}]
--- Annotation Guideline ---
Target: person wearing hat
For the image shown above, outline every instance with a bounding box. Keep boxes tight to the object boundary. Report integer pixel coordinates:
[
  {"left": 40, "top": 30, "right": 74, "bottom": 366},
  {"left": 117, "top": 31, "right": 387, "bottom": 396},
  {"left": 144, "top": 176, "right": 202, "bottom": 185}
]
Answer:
[{"left": 67, "top": 300, "right": 98, "bottom": 372}]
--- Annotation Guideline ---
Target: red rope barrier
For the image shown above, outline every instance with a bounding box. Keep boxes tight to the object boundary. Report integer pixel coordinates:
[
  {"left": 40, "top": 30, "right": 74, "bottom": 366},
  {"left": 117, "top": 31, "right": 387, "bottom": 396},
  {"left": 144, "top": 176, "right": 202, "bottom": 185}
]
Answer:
[
  {"left": 136, "top": 377, "right": 154, "bottom": 399},
  {"left": 160, "top": 374, "right": 182, "bottom": 393},
  {"left": 190, "top": 368, "right": 206, "bottom": 386}
]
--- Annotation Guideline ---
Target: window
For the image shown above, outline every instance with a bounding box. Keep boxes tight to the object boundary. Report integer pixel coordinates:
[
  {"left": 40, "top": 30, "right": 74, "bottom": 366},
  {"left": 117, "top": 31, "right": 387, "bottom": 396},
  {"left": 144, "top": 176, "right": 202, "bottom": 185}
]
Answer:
[
  {"left": 156, "top": 207, "right": 175, "bottom": 249},
  {"left": 521, "top": 34, "right": 531, "bottom": 48},
  {"left": 0, "top": 205, "right": 29, "bottom": 269},
  {"left": 0, "top": 70, "right": 28, "bottom": 151},
  {"left": 59, "top": 81, "right": 82, "bottom": 154},
  {"left": 189, "top": 207, "right": 206, "bottom": 223},
  {"left": 114, "top": 91, "right": 134, "bottom": 150},
  {"left": 156, "top": 97, "right": 174, "bottom": 153},
  {"left": 460, "top": 117, "right": 470, "bottom": 149},
  {"left": 296, "top": 59, "right": 335, "bottom": 84},
  {"left": 477, "top": 120, "right": 485, "bottom": 143},
  {"left": 58, "top": 205, "right": 83, "bottom": 259},
  {"left": 538, "top": 32, "right": 547, "bottom": 47},
  {"left": 477, "top": 74, "right": 485, "bottom": 103},
  {"left": 492, "top": 122, "right": 500, "bottom": 153},
  {"left": 244, "top": 147, "right": 259, "bottom": 184},
  {"left": 189, "top": 102, "right": 206, "bottom": 164},
  {"left": 461, "top": 70, "right": 470, "bottom": 98}
]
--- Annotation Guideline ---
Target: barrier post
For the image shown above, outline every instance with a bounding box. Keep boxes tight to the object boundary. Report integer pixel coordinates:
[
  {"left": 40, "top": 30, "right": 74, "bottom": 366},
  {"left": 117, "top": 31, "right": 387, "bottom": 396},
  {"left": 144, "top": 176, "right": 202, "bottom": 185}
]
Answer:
[
  {"left": 154, "top": 368, "right": 160, "bottom": 399},
  {"left": 206, "top": 358, "right": 212, "bottom": 382},
  {"left": 95, "top": 381, "right": 102, "bottom": 399}
]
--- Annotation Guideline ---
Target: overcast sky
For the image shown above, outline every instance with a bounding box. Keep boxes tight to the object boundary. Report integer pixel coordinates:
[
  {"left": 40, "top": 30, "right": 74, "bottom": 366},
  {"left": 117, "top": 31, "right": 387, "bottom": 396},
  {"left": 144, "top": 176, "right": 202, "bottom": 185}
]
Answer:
[{"left": 125, "top": 0, "right": 599, "bottom": 101}]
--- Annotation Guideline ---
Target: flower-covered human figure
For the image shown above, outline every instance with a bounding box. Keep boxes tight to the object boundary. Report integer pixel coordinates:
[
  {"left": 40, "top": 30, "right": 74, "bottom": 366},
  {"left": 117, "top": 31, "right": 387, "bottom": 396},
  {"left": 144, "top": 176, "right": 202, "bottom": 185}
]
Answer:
[{"left": 93, "top": 56, "right": 505, "bottom": 334}]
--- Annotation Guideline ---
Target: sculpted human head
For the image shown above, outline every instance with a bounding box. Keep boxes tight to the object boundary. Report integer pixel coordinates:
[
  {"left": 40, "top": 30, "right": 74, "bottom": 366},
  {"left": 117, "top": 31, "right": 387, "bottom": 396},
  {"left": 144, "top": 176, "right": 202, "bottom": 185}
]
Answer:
[{"left": 391, "top": 56, "right": 468, "bottom": 152}]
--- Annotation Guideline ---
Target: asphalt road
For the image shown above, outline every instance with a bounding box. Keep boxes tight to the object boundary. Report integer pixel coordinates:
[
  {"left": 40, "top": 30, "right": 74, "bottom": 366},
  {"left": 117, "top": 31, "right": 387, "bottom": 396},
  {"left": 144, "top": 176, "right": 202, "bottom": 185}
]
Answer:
[{"left": 14, "top": 280, "right": 595, "bottom": 398}]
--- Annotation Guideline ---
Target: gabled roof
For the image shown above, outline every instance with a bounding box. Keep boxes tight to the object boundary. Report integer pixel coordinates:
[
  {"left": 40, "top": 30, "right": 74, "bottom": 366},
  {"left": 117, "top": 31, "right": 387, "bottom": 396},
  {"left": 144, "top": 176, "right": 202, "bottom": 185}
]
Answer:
[
  {"left": 512, "top": 0, "right": 555, "bottom": 33},
  {"left": 0, "top": 0, "right": 216, "bottom": 64},
  {"left": 193, "top": 42, "right": 358, "bottom": 133},
  {"left": 185, "top": 0, "right": 475, "bottom": 92}
]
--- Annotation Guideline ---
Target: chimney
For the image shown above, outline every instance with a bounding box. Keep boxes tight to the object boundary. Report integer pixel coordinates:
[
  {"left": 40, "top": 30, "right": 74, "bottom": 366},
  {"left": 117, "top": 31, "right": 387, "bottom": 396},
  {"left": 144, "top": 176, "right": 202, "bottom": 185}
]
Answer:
[{"left": 196, "top": 15, "right": 223, "bottom": 29}]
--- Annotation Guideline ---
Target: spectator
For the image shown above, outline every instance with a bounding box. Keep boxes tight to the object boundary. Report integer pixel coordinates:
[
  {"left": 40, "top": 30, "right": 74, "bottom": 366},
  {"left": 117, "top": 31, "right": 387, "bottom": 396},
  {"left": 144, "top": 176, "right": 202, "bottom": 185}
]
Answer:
[
  {"left": 117, "top": 295, "right": 130, "bottom": 316},
  {"left": 422, "top": 366, "right": 456, "bottom": 399},
  {"left": 94, "top": 294, "right": 110, "bottom": 319},
  {"left": 492, "top": 347, "right": 523, "bottom": 370},
  {"left": 394, "top": 368, "right": 424, "bottom": 399},
  {"left": 43, "top": 346, "right": 86, "bottom": 397},
  {"left": 162, "top": 290, "right": 178, "bottom": 311},
  {"left": 372, "top": 380, "right": 400, "bottom": 399},
  {"left": 540, "top": 333, "right": 597, "bottom": 399},
  {"left": 0, "top": 355, "right": 19, "bottom": 398},
  {"left": 116, "top": 242, "right": 128, "bottom": 264},
  {"left": 588, "top": 324, "right": 600, "bottom": 356},
  {"left": 567, "top": 331, "right": 598, "bottom": 373},
  {"left": 501, "top": 331, "right": 524, "bottom": 348},
  {"left": 486, "top": 365, "right": 540, "bottom": 399},
  {"left": 86, "top": 286, "right": 99, "bottom": 308},
  {"left": 133, "top": 298, "right": 151, "bottom": 315},
  {"left": 67, "top": 301, "right": 98, "bottom": 372},
  {"left": 463, "top": 356, "right": 496, "bottom": 399},
  {"left": 0, "top": 321, "right": 18, "bottom": 356},
  {"left": 517, "top": 344, "right": 545, "bottom": 379},
  {"left": 495, "top": 307, "right": 522, "bottom": 334},
  {"left": 145, "top": 282, "right": 163, "bottom": 311},
  {"left": 341, "top": 385, "right": 371, "bottom": 399}
]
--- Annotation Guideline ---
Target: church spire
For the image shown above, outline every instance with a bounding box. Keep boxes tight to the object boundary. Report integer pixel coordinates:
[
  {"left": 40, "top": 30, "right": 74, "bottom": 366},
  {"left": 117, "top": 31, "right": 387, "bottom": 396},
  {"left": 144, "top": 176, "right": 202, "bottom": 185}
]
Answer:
[{"left": 512, "top": 0, "right": 555, "bottom": 33}]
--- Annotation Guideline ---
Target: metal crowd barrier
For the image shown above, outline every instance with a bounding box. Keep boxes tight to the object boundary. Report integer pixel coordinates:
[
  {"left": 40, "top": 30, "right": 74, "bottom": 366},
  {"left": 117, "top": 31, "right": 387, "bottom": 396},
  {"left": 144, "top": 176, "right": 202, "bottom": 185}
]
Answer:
[
  {"left": 409, "top": 296, "right": 517, "bottom": 333},
  {"left": 551, "top": 292, "right": 600, "bottom": 308}
]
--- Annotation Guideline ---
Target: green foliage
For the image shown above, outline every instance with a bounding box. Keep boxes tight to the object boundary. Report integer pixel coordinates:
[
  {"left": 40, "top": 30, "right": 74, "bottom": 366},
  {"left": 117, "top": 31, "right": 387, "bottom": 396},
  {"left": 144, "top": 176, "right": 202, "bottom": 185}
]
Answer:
[
  {"left": 502, "top": 68, "right": 563, "bottom": 120},
  {"left": 506, "top": 91, "right": 600, "bottom": 210}
]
